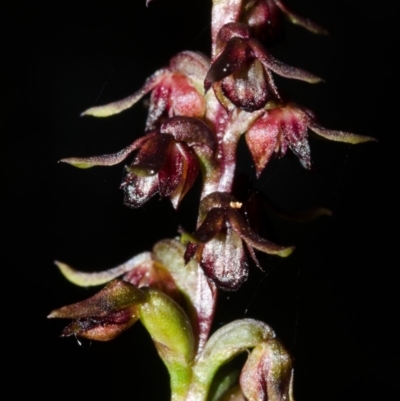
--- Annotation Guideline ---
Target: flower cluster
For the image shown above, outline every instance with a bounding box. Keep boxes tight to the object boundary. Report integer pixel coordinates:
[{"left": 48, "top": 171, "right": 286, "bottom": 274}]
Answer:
[{"left": 52, "top": 1, "right": 375, "bottom": 400}]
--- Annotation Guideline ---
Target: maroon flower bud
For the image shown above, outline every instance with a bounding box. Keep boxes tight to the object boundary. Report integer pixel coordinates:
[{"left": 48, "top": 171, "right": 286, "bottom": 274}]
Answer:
[
  {"left": 245, "top": 102, "right": 376, "bottom": 176},
  {"left": 48, "top": 280, "right": 146, "bottom": 341},
  {"left": 242, "top": 0, "right": 328, "bottom": 43},
  {"left": 240, "top": 339, "right": 294, "bottom": 401},
  {"left": 211, "top": 1, "right": 327, "bottom": 58},
  {"left": 205, "top": 23, "right": 322, "bottom": 112},
  {"left": 185, "top": 192, "right": 294, "bottom": 290}
]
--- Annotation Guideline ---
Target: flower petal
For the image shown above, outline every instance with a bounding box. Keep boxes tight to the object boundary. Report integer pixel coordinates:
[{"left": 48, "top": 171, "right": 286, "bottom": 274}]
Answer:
[
  {"left": 245, "top": 111, "right": 280, "bottom": 177},
  {"left": 81, "top": 69, "right": 167, "bottom": 117},
  {"left": 308, "top": 121, "right": 377, "bottom": 144},
  {"left": 228, "top": 209, "right": 295, "bottom": 257},
  {"left": 249, "top": 38, "right": 323, "bottom": 83},
  {"left": 201, "top": 228, "right": 249, "bottom": 290},
  {"left": 274, "top": 0, "right": 328, "bottom": 35},
  {"left": 54, "top": 252, "right": 152, "bottom": 287},
  {"left": 127, "top": 133, "right": 173, "bottom": 176},
  {"left": 159, "top": 142, "right": 200, "bottom": 209},
  {"left": 59, "top": 132, "right": 157, "bottom": 168},
  {"left": 169, "top": 51, "right": 210, "bottom": 85},
  {"left": 48, "top": 279, "right": 146, "bottom": 341},
  {"left": 281, "top": 108, "right": 312, "bottom": 169},
  {"left": 205, "top": 37, "right": 251, "bottom": 90},
  {"left": 121, "top": 171, "right": 159, "bottom": 208},
  {"left": 161, "top": 116, "right": 216, "bottom": 151},
  {"left": 191, "top": 207, "right": 227, "bottom": 243},
  {"left": 48, "top": 279, "right": 145, "bottom": 319},
  {"left": 169, "top": 75, "right": 206, "bottom": 118},
  {"left": 242, "top": 0, "right": 284, "bottom": 43},
  {"left": 60, "top": 309, "right": 139, "bottom": 341},
  {"left": 221, "top": 59, "right": 269, "bottom": 111}
]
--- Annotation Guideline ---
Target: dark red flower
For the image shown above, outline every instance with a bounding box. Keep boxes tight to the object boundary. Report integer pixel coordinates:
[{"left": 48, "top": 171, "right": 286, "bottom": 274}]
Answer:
[
  {"left": 81, "top": 51, "right": 209, "bottom": 130},
  {"left": 61, "top": 116, "right": 216, "bottom": 209},
  {"left": 245, "top": 102, "right": 376, "bottom": 176},
  {"left": 184, "top": 192, "right": 294, "bottom": 290},
  {"left": 48, "top": 280, "right": 146, "bottom": 341},
  {"left": 205, "top": 23, "right": 322, "bottom": 112},
  {"left": 122, "top": 117, "right": 215, "bottom": 208}
]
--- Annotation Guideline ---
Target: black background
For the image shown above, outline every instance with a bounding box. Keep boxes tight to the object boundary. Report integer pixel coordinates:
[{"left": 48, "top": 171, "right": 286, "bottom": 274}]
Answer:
[{"left": 4, "top": 1, "right": 396, "bottom": 399}]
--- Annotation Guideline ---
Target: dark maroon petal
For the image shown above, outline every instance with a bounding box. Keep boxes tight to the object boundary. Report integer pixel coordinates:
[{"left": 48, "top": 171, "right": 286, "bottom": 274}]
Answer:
[
  {"left": 249, "top": 38, "right": 323, "bottom": 83},
  {"left": 48, "top": 280, "right": 146, "bottom": 340},
  {"left": 121, "top": 171, "right": 159, "bottom": 208},
  {"left": 48, "top": 279, "right": 145, "bottom": 319},
  {"left": 184, "top": 242, "right": 201, "bottom": 264},
  {"left": 161, "top": 116, "right": 216, "bottom": 151},
  {"left": 191, "top": 208, "right": 227, "bottom": 243},
  {"left": 221, "top": 59, "right": 269, "bottom": 111},
  {"left": 216, "top": 22, "right": 251, "bottom": 48},
  {"left": 205, "top": 37, "right": 252, "bottom": 90},
  {"left": 146, "top": 84, "right": 172, "bottom": 130},
  {"left": 201, "top": 228, "right": 249, "bottom": 291},
  {"left": 243, "top": 0, "right": 284, "bottom": 43},
  {"left": 164, "top": 143, "right": 200, "bottom": 209},
  {"left": 280, "top": 109, "right": 311, "bottom": 169},
  {"left": 61, "top": 309, "right": 138, "bottom": 341},
  {"left": 158, "top": 143, "right": 184, "bottom": 199},
  {"left": 228, "top": 209, "right": 294, "bottom": 257},
  {"left": 199, "top": 192, "right": 233, "bottom": 217},
  {"left": 128, "top": 134, "right": 173, "bottom": 176},
  {"left": 245, "top": 111, "right": 280, "bottom": 177}
]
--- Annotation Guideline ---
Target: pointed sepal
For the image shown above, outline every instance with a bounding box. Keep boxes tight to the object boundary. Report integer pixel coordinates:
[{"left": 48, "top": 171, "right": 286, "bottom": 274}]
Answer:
[{"left": 48, "top": 279, "right": 146, "bottom": 341}]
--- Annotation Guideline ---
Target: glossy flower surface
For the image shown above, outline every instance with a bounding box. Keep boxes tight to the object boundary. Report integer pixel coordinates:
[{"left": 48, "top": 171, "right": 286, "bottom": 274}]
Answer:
[
  {"left": 122, "top": 117, "right": 215, "bottom": 208},
  {"left": 205, "top": 22, "right": 321, "bottom": 112},
  {"left": 184, "top": 192, "right": 294, "bottom": 290}
]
